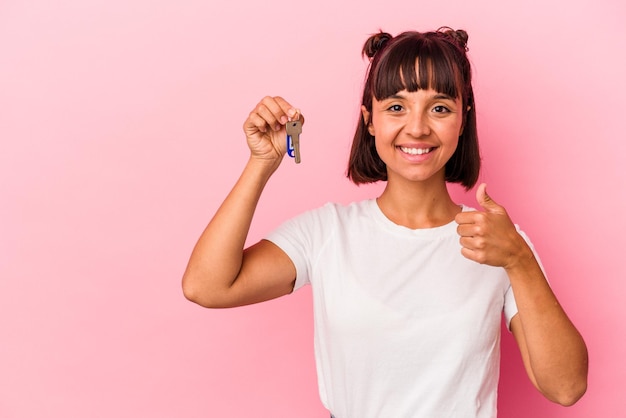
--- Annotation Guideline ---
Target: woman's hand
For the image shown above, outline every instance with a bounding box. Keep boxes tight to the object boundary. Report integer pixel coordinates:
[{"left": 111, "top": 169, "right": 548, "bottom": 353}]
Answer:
[
  {"left": 243, "top": 96, "right": 303, "bottom": 165},
  {"left": 455, "top": 183, "right": 532, "bottom": 270}
]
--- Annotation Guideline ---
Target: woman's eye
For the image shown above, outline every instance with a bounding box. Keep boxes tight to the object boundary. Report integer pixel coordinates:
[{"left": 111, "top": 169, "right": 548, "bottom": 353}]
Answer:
[
  {"left": 433, "top": 105, "right": 450, "bottom": 113},
  {"left": 388, "top": 104, "right": 403, "bottom": 112}
]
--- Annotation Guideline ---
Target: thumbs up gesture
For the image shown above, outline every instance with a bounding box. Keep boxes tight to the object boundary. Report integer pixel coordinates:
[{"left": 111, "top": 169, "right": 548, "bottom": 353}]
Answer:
[{"left": 455, "top": 183, "right": 531, "bottom": 269}]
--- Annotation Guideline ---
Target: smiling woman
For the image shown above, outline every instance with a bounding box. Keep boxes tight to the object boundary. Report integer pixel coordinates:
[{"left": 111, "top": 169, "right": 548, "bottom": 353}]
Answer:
[
  {"left": 2, "top": 0, "right": 623, "bottom": 415},
  {"left": 182, "top": 27, "right": 588, "bottom": 417},
  {"left": 348, "top": 29, "right": 479, "bottom": 189}
]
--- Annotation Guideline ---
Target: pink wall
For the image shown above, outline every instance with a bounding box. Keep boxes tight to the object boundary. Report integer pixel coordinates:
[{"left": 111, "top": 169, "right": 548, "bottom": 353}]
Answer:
[{"left": 1, "top": 1, "right": 624, "bottom": 416}]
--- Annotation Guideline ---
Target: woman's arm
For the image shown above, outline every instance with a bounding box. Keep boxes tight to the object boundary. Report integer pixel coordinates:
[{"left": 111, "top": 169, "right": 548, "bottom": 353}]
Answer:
[
  {"left": 507, "top": 260, "right": 587, "bottom": 405},
  {"left": 455, "top": 183, "right": 588, "bottom": 405},
  {"left": 182, "top": 97, "right": 301, "bottom": 308}
]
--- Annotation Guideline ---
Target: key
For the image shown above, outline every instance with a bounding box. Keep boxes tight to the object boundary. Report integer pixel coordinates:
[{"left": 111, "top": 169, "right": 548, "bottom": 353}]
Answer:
[{"left": 286, "top": 117, "right": 302, "bottom": 164}]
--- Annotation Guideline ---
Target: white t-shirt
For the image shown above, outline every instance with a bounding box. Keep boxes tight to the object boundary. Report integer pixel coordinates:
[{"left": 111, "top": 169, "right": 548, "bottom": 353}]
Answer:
[{"left": 266, "top": 199, "right": 532, "bottom": 418}]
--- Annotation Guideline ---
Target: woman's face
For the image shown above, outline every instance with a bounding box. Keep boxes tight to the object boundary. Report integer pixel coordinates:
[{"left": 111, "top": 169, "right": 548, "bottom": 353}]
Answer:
[{"left": 362, "top": 86, "right": 464, "bottom": 186}]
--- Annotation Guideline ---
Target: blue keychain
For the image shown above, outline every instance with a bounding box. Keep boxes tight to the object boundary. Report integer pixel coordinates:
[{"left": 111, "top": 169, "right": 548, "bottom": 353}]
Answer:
[{"left": 287, "top": 135, "right": 296, "bottom": 158}]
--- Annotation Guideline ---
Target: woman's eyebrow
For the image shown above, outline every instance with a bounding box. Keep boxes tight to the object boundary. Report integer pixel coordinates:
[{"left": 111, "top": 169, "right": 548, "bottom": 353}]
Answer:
[
  {"left": 385, "top": 93, "right": 406, "bottom": 100},
  {"left": 432, "top": 93, "right": 456, "bottom": 101},
  {"left": 381, "top": 92, "right": 458, "bottom": 101}
]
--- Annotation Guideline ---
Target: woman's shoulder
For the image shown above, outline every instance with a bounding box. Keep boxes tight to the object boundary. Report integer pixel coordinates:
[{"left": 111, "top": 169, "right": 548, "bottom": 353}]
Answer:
[
  {"left": 311, "top": 199, "right": 376, "bottom": 218},
  {"left": 285, "top": 199, "right": 377, "bottom": 228}
]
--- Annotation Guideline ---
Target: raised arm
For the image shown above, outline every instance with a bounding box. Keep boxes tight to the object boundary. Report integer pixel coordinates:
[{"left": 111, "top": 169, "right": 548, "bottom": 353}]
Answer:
[
  {"left": 455, "top": 184, "right": 588, "bottom": 406},
  {"left": 182, "top": 96, "right": 302, "bottom": 308}
]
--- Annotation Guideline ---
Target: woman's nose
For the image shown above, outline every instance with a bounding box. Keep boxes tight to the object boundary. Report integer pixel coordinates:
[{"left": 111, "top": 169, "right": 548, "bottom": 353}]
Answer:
[{"left": 406, "top": 111, "right": 431, "bottom": 137}]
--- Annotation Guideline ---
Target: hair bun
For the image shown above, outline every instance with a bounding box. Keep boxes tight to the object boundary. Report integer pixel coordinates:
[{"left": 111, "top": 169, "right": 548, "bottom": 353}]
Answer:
[
  {"left": 438, "top": 27, "right": 469, "bottom": 51},
  {"left": 362, "top": 31, "right": 393, "bottom": 59}
]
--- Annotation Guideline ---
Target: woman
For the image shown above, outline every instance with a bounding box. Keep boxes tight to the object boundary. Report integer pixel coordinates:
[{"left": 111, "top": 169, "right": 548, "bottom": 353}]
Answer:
[{"left": 182, "top": 28, "right": 588, "bottom": 417}]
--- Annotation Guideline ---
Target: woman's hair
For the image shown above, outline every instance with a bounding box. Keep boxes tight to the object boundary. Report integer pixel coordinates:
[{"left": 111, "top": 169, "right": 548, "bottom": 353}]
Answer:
[{"left": 347, "top": 27, "right": 480, "bottom": 189}]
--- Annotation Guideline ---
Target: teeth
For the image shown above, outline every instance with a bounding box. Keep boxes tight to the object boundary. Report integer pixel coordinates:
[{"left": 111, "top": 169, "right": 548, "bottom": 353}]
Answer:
[{"left": 400, "top": 146, "right": 432, "bottom": 155}]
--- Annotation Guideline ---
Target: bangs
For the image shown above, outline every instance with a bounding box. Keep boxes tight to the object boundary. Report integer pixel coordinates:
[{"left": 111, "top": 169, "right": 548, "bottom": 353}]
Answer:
[{"left": 372, "top": 36, "right": 462, "bottom": 100}]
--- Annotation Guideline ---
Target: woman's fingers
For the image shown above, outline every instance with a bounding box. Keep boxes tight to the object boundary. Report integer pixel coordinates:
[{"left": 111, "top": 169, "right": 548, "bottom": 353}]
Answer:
[
  {"left": 245, "top": 96, "right": 300, "bottom": 134},
  {"left": 242, "top": 96, "right": 303, "bottom": 162}
]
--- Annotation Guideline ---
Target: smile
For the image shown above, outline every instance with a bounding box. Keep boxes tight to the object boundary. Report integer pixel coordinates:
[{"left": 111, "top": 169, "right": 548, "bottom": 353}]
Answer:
[{"left": 399, "top": 146, "right": 433, "bottom": 155}]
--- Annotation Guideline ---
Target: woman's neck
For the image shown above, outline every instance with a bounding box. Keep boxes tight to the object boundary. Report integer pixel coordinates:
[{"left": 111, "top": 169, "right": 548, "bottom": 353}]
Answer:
[{"left": 376, "top": 179, "right": 461, "bottom": 229}]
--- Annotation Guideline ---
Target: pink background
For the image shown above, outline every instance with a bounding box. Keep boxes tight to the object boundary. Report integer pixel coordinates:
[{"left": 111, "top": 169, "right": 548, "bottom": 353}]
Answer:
[{"left": 1, "top": 0, "right": 624, "bottom": 417}]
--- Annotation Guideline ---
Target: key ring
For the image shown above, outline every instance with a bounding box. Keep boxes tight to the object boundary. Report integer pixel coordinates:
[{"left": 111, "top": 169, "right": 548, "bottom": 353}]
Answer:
[{"left": 287, "top": 136, "right": 296, "bottom": 158}]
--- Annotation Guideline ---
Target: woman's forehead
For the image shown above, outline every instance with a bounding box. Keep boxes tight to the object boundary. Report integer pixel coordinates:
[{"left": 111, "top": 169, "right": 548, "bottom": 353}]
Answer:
[{"left": 374, "top": 59, "right": 463, "bottom": 100}]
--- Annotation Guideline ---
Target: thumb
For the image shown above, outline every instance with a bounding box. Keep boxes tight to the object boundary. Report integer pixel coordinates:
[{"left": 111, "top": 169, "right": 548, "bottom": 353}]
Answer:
[{"left": 476, "top": 183, "right": 505, "bottom": 214}]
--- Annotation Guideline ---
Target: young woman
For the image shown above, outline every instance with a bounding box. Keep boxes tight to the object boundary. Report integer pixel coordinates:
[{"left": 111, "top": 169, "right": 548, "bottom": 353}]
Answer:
[{"left": 182, "top": 28, "right": 588, "bottom": 417}]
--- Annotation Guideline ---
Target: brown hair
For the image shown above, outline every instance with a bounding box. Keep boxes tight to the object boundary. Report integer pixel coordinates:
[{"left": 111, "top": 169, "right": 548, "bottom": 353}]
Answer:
[{"left": 347, "top": 27, "right": 480, "bottom": 189}]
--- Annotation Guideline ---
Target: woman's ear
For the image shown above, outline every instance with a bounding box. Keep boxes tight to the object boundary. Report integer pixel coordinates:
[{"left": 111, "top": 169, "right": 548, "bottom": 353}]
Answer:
[{"left": 361, "top": 105, "right": 375, "bottom": 136}]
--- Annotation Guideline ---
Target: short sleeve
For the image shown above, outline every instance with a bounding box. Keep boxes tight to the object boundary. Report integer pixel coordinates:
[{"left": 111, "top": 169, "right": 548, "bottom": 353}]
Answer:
[
  {"left": 264, "top": 204, "right": 332, "bottom": 292},
  {"left": 265, "top": 222, "right": 311, "bottom": 291}
]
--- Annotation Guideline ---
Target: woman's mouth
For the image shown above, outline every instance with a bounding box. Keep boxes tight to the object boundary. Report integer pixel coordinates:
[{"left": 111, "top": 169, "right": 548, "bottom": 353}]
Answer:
[{"left": 399, "top": 146, "right": 434, "bottom": 155}]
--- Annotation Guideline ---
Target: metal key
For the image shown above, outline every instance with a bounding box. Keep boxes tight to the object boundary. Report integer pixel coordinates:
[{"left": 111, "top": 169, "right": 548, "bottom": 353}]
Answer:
[{"left": 286, "top": 118, "right": 302, "bottom": 164}]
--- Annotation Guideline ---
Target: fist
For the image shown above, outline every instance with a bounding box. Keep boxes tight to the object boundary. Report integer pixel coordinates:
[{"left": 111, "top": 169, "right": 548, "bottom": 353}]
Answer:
[
  {"left": 455, "top": 184, "right": 531, "bottom": 269},
  {"left": 243, "top": 96, "right": 303, "bottom": 162}
]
